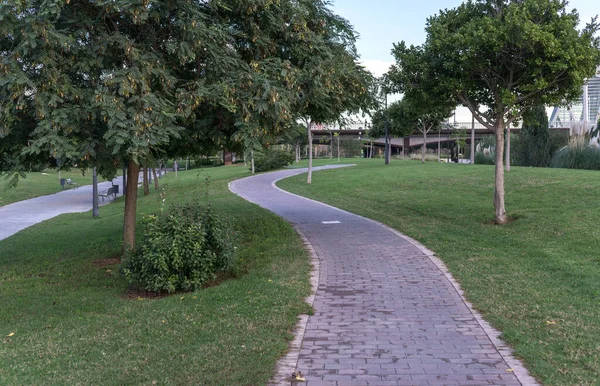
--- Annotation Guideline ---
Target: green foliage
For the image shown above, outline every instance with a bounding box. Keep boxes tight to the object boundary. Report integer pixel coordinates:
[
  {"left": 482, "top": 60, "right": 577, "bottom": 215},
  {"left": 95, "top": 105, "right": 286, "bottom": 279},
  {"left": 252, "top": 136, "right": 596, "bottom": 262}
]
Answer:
[
  {"left": 122, "top": 204, "right": 236, "bottom": 294},
  {"left": 475, "top": 151, "right": 495, "bottom": 165},
  {"left": 420, "top": 0, "right": 600, "bottom": 128},
  {"left": 370, "top": 99, "right": 419, "bottom": 138},
  {"left": 337, "top": 137, "right": 363, "bottom": 158},
  {"left": 550, "top": 137, "right": 600, "bottom": 170},
  {"left": 193, "top": 157, "right": 225, "bottom": 168},
  {"left": 512, "top": 106, "right": 552, "bottom": 167},
  {"left": 253, "top": 149, "right": 295, "bottom": 173}
]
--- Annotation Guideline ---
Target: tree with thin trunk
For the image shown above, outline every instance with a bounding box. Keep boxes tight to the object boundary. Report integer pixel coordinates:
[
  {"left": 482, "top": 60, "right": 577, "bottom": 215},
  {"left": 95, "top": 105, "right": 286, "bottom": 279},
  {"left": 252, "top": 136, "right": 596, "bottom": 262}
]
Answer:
[
  {"left": 143, "top": 162, "right": 150, "bottom": 196},
  {"left": 152, "top": 168, "right": 159, "bottom": 191},
  {"left": 391, "top": 0, "right": 600, "bottom": 223}
]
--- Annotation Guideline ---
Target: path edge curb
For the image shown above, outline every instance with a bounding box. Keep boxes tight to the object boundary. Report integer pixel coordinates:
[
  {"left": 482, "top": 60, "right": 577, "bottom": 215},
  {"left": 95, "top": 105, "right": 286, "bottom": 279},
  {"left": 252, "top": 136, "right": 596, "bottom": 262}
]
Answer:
[{"left": 268, "top": 171, "right": 540, "bottom": 386}]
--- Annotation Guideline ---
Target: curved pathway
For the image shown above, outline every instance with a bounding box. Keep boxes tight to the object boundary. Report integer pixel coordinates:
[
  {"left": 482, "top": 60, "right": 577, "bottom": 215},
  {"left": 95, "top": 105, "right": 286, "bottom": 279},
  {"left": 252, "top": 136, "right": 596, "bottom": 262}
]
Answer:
[{"left": 230, "top": 166, "right": 537, "bottom": 386}]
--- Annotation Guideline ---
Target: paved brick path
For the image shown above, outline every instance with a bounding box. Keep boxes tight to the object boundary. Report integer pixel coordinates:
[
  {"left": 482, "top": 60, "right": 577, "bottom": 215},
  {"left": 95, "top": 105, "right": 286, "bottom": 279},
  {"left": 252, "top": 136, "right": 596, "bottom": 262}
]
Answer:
[{"left": 230, "top": 166, "right": 537, "bottom": 386}]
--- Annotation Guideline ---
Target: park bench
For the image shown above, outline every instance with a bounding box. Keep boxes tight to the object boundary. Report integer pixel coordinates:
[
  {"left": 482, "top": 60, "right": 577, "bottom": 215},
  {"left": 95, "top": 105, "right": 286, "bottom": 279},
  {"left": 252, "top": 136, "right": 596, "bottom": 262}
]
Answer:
[
  {"left": 98, "top": 187, "right": 115, "bottom": 201},
  {"left": 61, "top": 178, "right": 79, "bottom": 189}
]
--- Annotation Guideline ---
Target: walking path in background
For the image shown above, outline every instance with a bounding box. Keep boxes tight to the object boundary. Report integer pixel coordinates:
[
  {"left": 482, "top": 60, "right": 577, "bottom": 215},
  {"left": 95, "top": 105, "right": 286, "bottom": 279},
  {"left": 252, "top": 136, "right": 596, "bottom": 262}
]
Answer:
[
  {"left": 0, "top": 178, "right": 126, "bottom": 241},
  {"left": 230, "top": 166, "right": 538, "bottom": 386}
]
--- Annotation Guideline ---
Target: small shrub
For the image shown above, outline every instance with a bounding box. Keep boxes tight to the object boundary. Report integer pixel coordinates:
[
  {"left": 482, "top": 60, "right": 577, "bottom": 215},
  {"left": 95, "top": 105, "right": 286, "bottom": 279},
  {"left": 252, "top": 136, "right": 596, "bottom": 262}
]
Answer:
[
  {"left": 122, "top": 204, "right": 236, "bottom": 293},
  {"left": 253, "top": 148, "right": 294, "bottom": 172}
]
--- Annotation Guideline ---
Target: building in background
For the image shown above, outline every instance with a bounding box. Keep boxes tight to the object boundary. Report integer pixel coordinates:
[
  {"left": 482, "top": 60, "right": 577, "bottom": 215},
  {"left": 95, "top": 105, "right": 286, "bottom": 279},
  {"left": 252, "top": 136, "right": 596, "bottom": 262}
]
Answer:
[{"left": 549, "top": 67, "right": 600, "bottom": 130}]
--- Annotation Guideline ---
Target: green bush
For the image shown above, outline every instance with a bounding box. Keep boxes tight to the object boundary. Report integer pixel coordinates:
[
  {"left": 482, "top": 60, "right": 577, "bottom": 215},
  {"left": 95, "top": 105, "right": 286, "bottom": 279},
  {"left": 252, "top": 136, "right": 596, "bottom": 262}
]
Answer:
[
  {"left": 550, "top": 136, "right": 600, "bottom": 170},
  {"left": 194, "top": 157, "right": 224, "bottom": 168},
  {"left": 253, "top": 148, "right": 294, "bottom": 172},
  {"left": 475, "top": 151, "right": 495, "bottom": 165},
  {"left": 122, "top": 204, "right": 236, "bottom": 293}
]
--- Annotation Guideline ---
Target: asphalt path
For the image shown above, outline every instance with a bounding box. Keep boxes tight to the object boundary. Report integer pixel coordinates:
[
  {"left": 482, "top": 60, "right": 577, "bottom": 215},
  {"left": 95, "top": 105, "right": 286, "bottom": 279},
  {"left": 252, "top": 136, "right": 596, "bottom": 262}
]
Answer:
[{"left": 0, "top": 178, "right": 124, "bottom": 241}]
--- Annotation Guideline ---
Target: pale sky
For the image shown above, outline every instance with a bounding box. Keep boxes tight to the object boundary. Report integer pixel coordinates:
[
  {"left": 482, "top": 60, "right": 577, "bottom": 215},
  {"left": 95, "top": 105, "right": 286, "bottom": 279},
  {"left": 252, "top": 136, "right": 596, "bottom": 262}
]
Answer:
[{"left": 331, "top": 0, "right": 599, "bottom": 121}]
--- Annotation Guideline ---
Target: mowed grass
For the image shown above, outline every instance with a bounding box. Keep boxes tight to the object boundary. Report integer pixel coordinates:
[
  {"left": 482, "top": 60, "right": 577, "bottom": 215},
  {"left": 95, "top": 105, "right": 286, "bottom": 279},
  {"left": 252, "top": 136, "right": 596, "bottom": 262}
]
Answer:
[
  {"left": 0, "top": 166, "right": 311, "bottom": 385},
  {"left": 0, "top": 169, "right": 99, "bottom": 207},
  {"left": 278, "top": 159, "right": 600, "bottom": 386}
]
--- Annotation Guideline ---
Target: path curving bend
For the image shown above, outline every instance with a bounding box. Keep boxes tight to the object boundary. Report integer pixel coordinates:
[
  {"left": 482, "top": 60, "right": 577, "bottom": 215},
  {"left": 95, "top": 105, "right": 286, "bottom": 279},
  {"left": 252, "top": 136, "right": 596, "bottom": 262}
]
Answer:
[{"left": 229, "top": 166, "right": 538, "bottom": 386}]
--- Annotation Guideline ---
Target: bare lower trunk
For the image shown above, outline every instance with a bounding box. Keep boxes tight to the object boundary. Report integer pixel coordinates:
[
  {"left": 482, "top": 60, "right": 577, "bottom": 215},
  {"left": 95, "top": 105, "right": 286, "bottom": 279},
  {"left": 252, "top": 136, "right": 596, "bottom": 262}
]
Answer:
[
  {"left": 337, "top": 136, "right": 340, "bottom": 162},
  {"left": 251, "top": 150, "right": 255, "bottom": 174},
  {"left": 143, "top": 162, "right": 150, "bottom": 195},
  {"left": 152, "top": 168, "right": 159, "bottom": 190},
  {"left": 438, "top": 131, "right": 441, "bottom": 162},
  {"left": 505, "top": 127, "right": 511, "bottom": 172},
  {"left": 307, "top": 121, "right": 313, "bottom": 184},
  {"left": 123, "top": 160, "right": 140, "bottom": 252},
  {"left": 295, "top": 144, "right": 301, "bottom": 163},
  {"left": 422, "top": 129, "right": 427, "bottom": 163},
  {"left": 92, "top": 167, "right": 98, "bottom": 218},
  {"left": 494, "top": 124, "right": 507, "bottom": 224},
  {"left": 330, "top": 132, "right": 333, "bottom": 159}
]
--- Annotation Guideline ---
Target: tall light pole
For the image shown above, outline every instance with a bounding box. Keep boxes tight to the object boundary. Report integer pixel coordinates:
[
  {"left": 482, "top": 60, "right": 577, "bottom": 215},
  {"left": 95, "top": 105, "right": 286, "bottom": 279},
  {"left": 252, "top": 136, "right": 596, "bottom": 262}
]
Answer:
[{"left": 384, "top": 93, "right": 390, "bottom": 165}]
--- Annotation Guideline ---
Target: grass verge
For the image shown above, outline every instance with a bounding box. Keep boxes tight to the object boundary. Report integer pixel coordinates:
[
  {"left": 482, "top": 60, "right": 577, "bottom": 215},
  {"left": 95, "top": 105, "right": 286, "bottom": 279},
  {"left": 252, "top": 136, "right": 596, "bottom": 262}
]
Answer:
[
  {"left": 278, "top": 159, "right": 600, "bottom": 386},
  {"left": 0, "top": 166, "right": 311, "bottom": 385}
]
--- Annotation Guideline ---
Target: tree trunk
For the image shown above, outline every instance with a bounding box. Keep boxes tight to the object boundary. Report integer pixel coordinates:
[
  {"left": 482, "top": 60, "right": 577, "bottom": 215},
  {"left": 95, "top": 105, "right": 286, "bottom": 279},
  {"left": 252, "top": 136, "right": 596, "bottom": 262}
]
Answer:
[
  {"left": 307, "top": 121, "right": 313, "bottom": 184},
  {"left": 92, "top": 166, "right": 99, "bottom": 218},
  {"left": 421, "top": 128, "right": 427, "bottom": 163},
  {"left": 295, "top": 144, "right": 300, "bottom": 163},
  {"left": 471, "top": 116, "right": 475, "bottom": 164},
  {"left": 143, "top": 162, "right": 150, "bottom": 195},
  {"left": 123, "top": 160, "right": 140, "bottom": 252},
  {"left": 337, "top": 136, "right": 340, "bottom": 162},
  {"left": 251, "top": 150, "right": 255, "bottom": 174},
  {"left": 152, "top": 168, "right": 159, "bottom": 190},
  {"left": 122, "top": 166, "right": 127, "bottom": 196},
  {"left": 437, "top": 130, "right": 441, "bottom": 162},
  {"left": 505, "top": 127, "right": 511, "bottom": 172},
  {"left": 494, "top": 123, "right": 507, "bottom": 224},
  {"left": 330, "top": 132, "right": 333, "bottom": 159}
]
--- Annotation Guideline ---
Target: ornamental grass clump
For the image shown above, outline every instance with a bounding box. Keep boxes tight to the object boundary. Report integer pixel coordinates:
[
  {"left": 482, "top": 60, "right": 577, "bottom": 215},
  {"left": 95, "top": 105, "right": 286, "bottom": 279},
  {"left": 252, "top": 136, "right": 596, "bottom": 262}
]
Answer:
[
  {"left": 122, "top": 203, "right": 236, "bottom": 294},
  {"left": 550, "top": 135, "right": 600, "bottom": 171}
]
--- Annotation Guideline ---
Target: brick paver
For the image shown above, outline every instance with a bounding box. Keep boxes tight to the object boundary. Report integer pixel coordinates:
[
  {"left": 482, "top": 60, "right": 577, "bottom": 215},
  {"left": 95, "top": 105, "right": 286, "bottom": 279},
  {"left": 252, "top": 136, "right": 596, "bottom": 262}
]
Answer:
[{"left": 230, "top": 166, "right": 537, "bottom": 386}]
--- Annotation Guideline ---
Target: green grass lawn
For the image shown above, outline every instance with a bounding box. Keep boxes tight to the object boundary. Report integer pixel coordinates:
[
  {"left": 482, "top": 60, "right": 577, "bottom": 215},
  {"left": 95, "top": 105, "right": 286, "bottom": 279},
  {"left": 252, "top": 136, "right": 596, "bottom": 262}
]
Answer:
[
  {"left": 0, "top": 166, "right": 311, "bottom": 385},
  {"left": 278, "top": 159, "right": 600, "bottom": 386},
  {"left": 0, "top": 169, "right": 101, "bottom": 207}
]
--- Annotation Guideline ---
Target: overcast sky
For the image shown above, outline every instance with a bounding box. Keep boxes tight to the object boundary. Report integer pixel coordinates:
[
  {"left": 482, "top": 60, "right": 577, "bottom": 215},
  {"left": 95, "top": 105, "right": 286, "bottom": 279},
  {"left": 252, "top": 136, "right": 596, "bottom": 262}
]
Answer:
[{"left": 331, "top": 0, "right": 599, "bottom": 121}]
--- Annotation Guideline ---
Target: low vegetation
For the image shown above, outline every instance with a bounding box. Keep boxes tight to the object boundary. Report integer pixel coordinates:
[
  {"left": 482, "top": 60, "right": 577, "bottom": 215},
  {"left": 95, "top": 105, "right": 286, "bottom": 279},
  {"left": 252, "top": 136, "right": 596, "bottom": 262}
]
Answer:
[
  {"left": 253, "top": 149, "right": 295, "bottom": 172},
  {"left": 279, "top": 159, "right": 600, "bottom": 385},
  {"left": 0, "top": 166, "right": 311, "bottom": 385},
  {"left": 122, "top": 203, "right": 237, "bottom": 293}
]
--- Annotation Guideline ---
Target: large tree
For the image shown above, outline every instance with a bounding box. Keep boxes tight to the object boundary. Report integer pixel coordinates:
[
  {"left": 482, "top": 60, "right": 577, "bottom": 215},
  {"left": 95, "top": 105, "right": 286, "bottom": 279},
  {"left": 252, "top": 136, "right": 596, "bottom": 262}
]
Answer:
[
  {"left": 1, "top": 0, "right": 368, "bottom": 249},
  {"left": 395, "top": 0, "right": 600, "bottom": 223},
  {"left": 388, "top": 45, "right": 455, "bottom": 163}
]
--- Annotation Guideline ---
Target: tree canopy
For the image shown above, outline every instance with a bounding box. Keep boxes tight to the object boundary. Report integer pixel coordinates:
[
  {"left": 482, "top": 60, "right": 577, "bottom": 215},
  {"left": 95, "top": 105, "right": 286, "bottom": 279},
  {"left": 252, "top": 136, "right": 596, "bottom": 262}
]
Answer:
[{"left": 0, "top": 0, "right": 374, "bottom": 247}]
